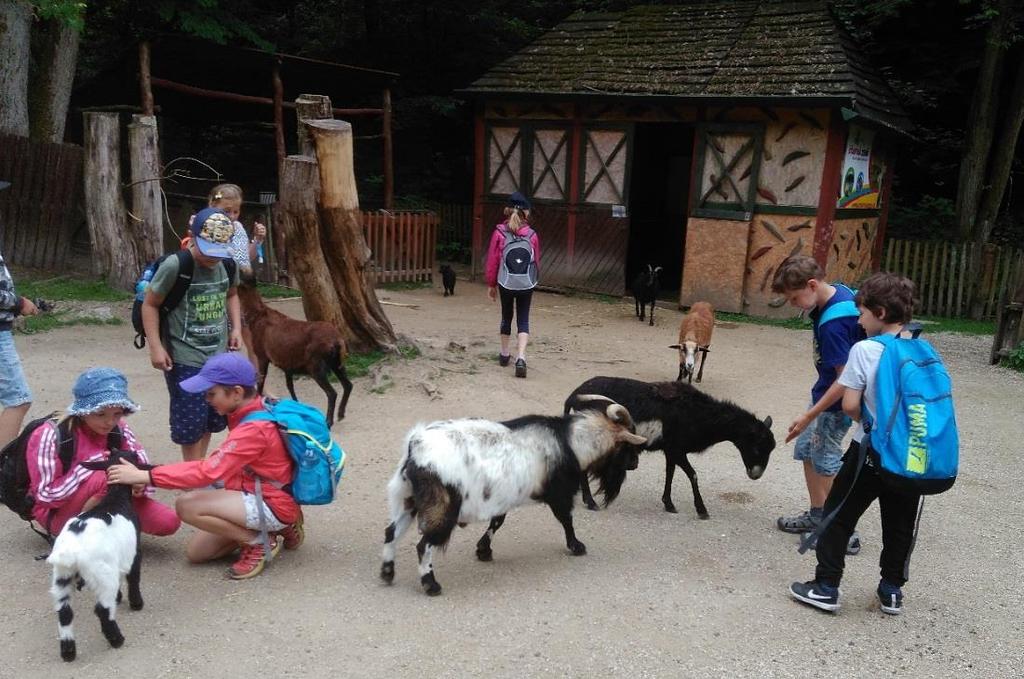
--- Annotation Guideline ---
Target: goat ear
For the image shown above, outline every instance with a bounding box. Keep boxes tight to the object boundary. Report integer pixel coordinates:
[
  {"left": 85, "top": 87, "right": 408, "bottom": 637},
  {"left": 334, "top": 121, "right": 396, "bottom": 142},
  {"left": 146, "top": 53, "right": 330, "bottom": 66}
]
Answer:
[
  {"left": 763, "top": 415, "right": 773, "bottom": 428},
  {"left": 668, "top": 344, "right": 681, "bottom": 349},
  {"left": 79, "top": 459, "right": 109, "bottom": 471}
]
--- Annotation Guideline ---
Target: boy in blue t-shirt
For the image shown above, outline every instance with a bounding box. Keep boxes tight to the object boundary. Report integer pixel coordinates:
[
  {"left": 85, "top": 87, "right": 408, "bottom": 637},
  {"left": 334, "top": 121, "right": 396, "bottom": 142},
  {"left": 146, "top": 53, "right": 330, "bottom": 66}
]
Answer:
[{"left": 772, "top": 256, "right": 863, "bottom": 551}]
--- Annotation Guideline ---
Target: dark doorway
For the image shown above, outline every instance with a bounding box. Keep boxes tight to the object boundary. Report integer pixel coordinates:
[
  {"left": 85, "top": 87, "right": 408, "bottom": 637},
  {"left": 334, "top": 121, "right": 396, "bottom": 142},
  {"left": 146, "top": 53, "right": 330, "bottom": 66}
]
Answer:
[{"left": 626, "top": 123, "right": 693, "bottom": 293}]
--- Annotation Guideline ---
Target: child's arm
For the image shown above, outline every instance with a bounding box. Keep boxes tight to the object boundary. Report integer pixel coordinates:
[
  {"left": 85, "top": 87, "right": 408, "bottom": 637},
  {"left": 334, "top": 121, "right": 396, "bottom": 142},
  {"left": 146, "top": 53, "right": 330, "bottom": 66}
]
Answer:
[
  {"left": 142, "top": 289, "right": 172, "bottom": 371},
  {"left": 842, "top": 386, "right": 864, "bottom": 421},
  {"left": 785, "top": 365, "right": 845, "bottom": 443},
  {"left": 226, "top": 286, "right": 242, "bottom": 350}
]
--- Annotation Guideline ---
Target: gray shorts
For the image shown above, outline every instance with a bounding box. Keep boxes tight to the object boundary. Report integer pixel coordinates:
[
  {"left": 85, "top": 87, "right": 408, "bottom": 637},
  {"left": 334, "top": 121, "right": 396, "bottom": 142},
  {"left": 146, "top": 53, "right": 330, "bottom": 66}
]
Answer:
[
  {"left": 793, "top": 406, "right": 851, "bottom": 476},
  {"left": 242, "top": 492, "right": 287, "bottom": 532}
]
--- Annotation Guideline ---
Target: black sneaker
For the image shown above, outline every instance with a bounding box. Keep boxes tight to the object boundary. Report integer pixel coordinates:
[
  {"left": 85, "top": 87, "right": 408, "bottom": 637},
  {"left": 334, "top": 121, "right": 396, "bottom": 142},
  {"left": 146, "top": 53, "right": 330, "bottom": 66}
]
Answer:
[
  {"left": 514, "top": 358, "right": 527, "bottom": 378},
  {"left": 799, "top": 530, "right": 862, "bottom": 555},
  {"left": 498, "top": 354, "right": 511, "bottom": 367},
  {"left": 877, "top": 580, "right": 903, "bottom": 615},
  {"left": 789, "top": 580, "right": 841, "bottom": 612}
]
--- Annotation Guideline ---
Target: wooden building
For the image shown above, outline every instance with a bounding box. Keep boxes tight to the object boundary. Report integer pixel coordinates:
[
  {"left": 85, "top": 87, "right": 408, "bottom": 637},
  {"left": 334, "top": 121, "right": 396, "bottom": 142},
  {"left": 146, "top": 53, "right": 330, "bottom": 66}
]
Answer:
[{"left": 460, "top": 1, "right": 911, "bottom": 315}]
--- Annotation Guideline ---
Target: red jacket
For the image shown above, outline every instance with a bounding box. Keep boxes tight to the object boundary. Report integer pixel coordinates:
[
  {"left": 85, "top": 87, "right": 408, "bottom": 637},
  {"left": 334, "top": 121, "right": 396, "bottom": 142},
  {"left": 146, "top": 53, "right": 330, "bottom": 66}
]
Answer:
[
  {"left": 484, "top": 223, "right": 541, "bottom": 288},
  {"left": 150, "top": 397, "right": 300, "bottom": 524}
]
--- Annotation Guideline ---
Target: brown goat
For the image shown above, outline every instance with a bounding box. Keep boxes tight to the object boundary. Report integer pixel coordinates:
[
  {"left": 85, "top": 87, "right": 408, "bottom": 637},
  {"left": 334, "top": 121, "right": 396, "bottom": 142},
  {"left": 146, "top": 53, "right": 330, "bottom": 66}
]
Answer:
[
  {"left": 669, "top": 301, "right": 714, "bottom": 383},
  {"left": 237, "top": 284, "right": 352, "bottom": 427}
]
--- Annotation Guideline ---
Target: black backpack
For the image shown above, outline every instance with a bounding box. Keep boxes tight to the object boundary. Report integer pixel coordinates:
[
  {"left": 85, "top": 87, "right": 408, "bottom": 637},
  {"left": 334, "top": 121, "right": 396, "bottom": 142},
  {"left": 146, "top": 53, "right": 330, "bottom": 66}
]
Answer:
[
  {"left": 131, "top": 250, "right": 236, "bottom": 350},
  {"left": 0, "top": 415, "right": 122, "bottom": 531}
]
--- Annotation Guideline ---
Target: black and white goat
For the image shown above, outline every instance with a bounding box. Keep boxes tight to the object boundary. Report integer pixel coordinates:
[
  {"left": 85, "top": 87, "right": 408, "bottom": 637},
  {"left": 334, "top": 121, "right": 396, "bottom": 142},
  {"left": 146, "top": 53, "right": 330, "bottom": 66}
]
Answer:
[
  {"left": 379, "top": 398, "right": 647, "bottom": 596},
  {"left": 46, "top": 450, "right": 152, "bottom": 662},
  {"left": 565, "top": 377, "right": 776, "bottom": 517},
  {"left": 632, "top": 264, "right": 662, "bottom": 326}
]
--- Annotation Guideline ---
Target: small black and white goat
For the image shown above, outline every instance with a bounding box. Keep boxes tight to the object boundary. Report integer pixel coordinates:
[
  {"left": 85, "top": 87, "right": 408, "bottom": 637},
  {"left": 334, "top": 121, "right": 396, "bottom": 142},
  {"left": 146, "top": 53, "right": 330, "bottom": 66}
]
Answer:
[
  {"left": 380, "top": 398, "right": 646, "bottom": 596},
  {"left": 632, "top": 264, "right": 662, "bottom": 326},
  {"left": 46, "top": 450, "right": 152, "bottom": 662},
  {"left": 565, "top": 377, "right": 776, "bottom": 517}
]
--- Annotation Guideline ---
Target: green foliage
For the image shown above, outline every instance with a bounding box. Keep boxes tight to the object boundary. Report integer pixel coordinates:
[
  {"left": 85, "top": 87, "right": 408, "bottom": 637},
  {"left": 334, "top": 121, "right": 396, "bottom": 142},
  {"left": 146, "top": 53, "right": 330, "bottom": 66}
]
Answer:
[
  {"left": 716, "top": 311, "right": 812, "bottom": 330},
  {"left": 152, "top": 0, "right": 274, "bottom": 49},
  {"left": 916, "top": 316, "right": 995, "bottom": 335},
  {"left": 15, "top": 275, "right": 131, "bottom": 303},
  {"left": 255, "top": 282, "right": 301, "bottom": 299},
  {"left": 19, "top": 314, "right": 122, "bottom": 335},
  {"left": 1002, "top": 341, "right": 1024, "bottom": 371},
  {"left": 886, "top": 195, "right": 956, "bottom": 241},
  {"left": 32, "top": 1, "right": 87, "bottom": 30},
  {"left": 378, "top": 280, "right": 431, "bottom": 291}
]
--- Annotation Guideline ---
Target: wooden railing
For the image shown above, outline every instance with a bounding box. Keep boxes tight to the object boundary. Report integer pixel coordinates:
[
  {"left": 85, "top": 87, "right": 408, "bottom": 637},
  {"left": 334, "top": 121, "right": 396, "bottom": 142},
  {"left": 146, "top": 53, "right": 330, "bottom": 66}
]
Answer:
[
  {"left": 883, "top": 238, "right": 1024, "bottom": 319},
  {"left": 363, "top": 210, "right": 438, "bottom": 283}
]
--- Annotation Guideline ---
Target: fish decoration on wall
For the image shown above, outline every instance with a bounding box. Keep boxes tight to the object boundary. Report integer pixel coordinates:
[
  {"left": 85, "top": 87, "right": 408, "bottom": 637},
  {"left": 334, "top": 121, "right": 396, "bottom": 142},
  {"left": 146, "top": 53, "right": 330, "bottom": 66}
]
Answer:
[
  {"left": 762, "top": 220, "right": 786, "bottom": 242},
  {"left": 775, "top": 122, "right": 798, "bottom": 142},
  {"left": 757, "top": 186, "right": 778, "bottom": 204},
  {"left": 760, "top": 266, "right": 775, "bottom": 292},
  {"left": 785, "top": 176, "right": 806, "bottom": 192},
  {"left": 751, "top": 245, "right": 774, "bottom": 261},
  {"left": 799, "top": 112, "right": 824, "bottom": 130},
  {"left": 787, "top": 219, "right": 813, "bottom": 232},
  {"left": 782, "top": 150, "right": 811, "bottom": 166},
  {"left": 789, "top": 237, "right": 804, "bottom": 257}
]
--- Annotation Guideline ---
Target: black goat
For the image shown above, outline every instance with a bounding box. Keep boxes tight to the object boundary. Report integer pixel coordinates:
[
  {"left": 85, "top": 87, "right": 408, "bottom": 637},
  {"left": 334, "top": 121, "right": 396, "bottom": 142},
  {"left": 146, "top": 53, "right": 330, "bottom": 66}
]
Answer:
[
  {"left": 440, "top": 264, "right": 456, "bottom": 296},
  {"left": 632, "top": 265, "right": 662, "bottom": 326},
  {"left": 564, "top": 377, "right": 775, "bottom": 517}
]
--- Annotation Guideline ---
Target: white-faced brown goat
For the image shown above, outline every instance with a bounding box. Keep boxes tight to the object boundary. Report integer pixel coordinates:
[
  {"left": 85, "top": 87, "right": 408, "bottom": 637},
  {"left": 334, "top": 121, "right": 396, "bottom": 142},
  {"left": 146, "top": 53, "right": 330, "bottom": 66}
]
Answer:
[
  {"left": 565, "top": 377, "right": 775, "bottom": 516},
  {"left": 379, "top": 399, "right": 647, "bottom": 596},
  {"left": 237, "top": 282, "right": 352, "bottom": 427},
  {"left": 46, "top": 450, "right": 154, "bottom": 662},
  {"left": 670, "top": 301, "right": 715, "bottom": 383}
]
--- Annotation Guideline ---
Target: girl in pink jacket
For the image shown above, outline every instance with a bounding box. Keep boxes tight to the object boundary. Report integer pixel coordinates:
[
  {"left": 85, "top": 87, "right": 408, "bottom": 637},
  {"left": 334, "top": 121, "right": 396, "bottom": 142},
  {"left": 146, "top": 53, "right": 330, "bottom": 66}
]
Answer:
[
  {"left": 26, "top": 367, "right": 180, "bottom": 537},
  {"left": 484, "top": 192, "right": 540, "bottom": 378}
]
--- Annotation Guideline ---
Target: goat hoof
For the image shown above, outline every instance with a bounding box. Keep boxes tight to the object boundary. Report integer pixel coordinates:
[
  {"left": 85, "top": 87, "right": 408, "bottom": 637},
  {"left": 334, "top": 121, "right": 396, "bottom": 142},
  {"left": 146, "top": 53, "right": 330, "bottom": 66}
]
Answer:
[
  {"left": 421, "top": 573, "right": 442, "bottom": 596},
  {"left": 60, "top": 640, "right": 76, "bottom": 662},
  {"left": 108, "top": 633, "right": 125, "bottom": 649},
  {"left": 568, "top": 541, "right": 587, "bottom": 556},
  {"left": 584, "top": 502, "right": 599, "bottom": 512},
  {"left": 697, "top": 512, "right": 710, "bottom": 520},
  {"left": 475, "top": 548, "right": 493, "bottom": 562},
  {"left": 663, "top": 502, "right": 678, "bottom": 514},
  {"left": 129, "top": 598, "right": 144, "bottom": 611},
  {"left": 380, "top": 561, "right": 395, "bottom": 583}
]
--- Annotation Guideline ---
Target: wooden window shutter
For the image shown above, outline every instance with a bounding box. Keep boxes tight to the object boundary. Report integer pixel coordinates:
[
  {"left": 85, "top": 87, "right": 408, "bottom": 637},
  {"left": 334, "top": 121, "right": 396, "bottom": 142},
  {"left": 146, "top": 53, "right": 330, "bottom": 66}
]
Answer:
[
  {"left": 581, "top": 128, "right": 629, "bottom": 205},
  {"left": 691, "top": 123, "right": 765, "bottom": 221},
  {"left": 531, "top": 129, "right": 569, "bottom": 201},
  {"left": 486, "top": 126, "right": 524, "bottom": 196}
]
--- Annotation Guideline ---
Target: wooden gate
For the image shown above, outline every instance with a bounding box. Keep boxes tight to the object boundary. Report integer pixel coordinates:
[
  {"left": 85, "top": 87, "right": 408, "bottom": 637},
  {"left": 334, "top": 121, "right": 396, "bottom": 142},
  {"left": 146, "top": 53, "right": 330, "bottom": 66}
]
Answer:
[
  {"left": 363, "top": 210, "right": 437, "bottom": 283},
  {"left": 0, "top": 134, "right": 84, "bottom": 269}
]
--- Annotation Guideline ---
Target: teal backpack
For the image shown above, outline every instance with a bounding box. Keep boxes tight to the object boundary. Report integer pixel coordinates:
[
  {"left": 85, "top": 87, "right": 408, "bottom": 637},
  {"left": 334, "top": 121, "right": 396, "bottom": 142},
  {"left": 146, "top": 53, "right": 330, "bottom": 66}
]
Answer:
[
  {"left": 242, "top": 399, "right": 346, "bottom": 506},
  {"left": 817, "top": 283, "right": 860, "bottom": 326},
  {"left": 863, "top": 333, "right": 958, "bottom": 495}
]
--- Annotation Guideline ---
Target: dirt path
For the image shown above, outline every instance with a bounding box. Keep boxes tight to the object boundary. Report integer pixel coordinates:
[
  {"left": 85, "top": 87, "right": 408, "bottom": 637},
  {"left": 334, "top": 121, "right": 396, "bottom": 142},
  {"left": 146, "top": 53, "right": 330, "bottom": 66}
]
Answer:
[{"left": 3, "top": 280, "right": 1022, "bottom": 678}]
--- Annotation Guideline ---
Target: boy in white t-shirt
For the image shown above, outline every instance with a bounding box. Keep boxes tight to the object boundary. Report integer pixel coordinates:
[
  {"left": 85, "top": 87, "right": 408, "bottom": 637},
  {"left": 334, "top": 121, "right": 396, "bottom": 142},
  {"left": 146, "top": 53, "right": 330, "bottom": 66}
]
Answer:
[{"left": 789, "top": 272, "right": 922, "bottom": 616}]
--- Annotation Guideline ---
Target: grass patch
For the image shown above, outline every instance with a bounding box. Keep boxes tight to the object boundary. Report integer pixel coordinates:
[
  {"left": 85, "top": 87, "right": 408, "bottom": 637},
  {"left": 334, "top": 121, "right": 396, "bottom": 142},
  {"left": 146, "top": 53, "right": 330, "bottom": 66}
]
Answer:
[
  {"left": 301, "top": 344, "right": 421, "bottom": 380},
  {"left": 378, "top": 280, "right": 432, "bottom": 291},
  {"left": 716, "top": 310, "right": 811, "bottom": 330},
  {"left": 256, "top": 282, "right": 302, "bottom": 299},
  {"left": 916, "top": 316, "right": 994, "bottom": 336},
  {"left": 1002, "top": 342, "right": 1024, "bottom": 372},
  {"left": 15, "top": 275, "right": 131, "bottom": 303},
  {"left": 20, "top": 313, "right": 123, "bottom": 334}
]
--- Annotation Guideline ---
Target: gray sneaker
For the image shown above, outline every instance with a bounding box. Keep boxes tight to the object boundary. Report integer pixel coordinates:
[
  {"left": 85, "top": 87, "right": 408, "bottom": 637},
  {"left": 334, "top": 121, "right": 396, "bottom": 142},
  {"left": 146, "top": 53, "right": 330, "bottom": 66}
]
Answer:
[{"left": 777, "top": 510, "right": 819, "bottom": 534}]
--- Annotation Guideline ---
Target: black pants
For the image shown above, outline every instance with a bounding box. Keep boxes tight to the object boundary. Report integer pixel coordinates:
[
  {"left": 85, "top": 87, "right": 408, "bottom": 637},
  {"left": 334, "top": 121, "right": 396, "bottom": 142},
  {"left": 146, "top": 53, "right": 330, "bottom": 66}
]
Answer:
[
  {"left": 815, "top": 441, "right": 922, "bottom": 588},
  {"left": 498, "top": 286, "right": 532, "bottom": 335}
]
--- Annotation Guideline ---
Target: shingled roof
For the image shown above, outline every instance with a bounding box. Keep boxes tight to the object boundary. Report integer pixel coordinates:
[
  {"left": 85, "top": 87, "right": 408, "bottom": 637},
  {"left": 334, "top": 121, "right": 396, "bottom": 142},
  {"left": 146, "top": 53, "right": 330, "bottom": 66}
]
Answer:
[{"left": 463, "top": 1, "right": 910, "bottom": 132}]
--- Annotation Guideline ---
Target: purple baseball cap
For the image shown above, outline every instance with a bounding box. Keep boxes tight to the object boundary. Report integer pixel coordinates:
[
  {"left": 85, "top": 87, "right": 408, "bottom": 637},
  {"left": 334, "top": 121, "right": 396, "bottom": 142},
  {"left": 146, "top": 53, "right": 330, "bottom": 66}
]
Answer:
[
  {"left": 190, "top": 207, "right": 234, "bottom": 259},
  {"left": 179, "top": 352, "right": 257, "bottom": 393}
]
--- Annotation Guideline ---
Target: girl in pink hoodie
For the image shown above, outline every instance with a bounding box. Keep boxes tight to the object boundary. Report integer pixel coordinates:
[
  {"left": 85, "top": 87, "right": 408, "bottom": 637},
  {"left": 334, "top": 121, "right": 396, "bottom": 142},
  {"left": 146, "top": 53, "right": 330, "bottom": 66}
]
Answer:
[{"left": 484, "top": 192, "right": 540, "bottom": 378}]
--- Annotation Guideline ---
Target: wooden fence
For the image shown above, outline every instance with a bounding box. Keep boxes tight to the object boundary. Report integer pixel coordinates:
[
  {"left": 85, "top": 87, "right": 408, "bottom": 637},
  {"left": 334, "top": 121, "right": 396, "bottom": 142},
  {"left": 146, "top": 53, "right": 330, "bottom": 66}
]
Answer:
[
  {"left": 883, "top": 238, "right": 1024, "bottom": 319},
  {"left": 363, "top": 210, "right": 438, "bottom": 283},
  {"left": 0, "top": 134, "right": 84, "bottom": 269}
]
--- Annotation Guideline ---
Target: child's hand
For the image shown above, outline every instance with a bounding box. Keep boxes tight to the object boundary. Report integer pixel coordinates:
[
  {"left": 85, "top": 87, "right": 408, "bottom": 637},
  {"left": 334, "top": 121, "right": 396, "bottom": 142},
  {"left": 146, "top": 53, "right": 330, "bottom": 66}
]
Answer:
[
  {"left": 19, "top": 297, "right": 39, "bottom": 316},
  {"left": 228, "top": 329, "right": 243, "bottom": 351},
  {"left": 786, "top": 413, "right": 813, "bottom": 443},
  {"left": 488, "top": 286, "right": 497, "bottom": 302},
  {"left": 149, "top": 345, "right": 173, "bottom": 371},
  {"left": 252, "top": 222, "right": 266, "bottom": 243},
  {"left": 107, "top": 460, "right": 147, "bottom": 486}
]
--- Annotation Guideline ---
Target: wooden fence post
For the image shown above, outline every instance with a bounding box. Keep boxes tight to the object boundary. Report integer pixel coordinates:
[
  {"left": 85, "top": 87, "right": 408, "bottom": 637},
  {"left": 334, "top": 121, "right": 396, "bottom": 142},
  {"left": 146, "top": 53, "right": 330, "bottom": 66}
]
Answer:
[
  {"left": 84, "top": 112, "right": 137, "bottom": 290},
  {"left": 128, "top": 114, "right": 162, "bottom": 264}
]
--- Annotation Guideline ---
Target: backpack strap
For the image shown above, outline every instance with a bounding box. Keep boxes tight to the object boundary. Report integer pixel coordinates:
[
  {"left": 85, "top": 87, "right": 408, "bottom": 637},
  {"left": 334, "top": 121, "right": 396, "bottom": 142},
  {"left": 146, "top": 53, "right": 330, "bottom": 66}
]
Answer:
[
  {"left": 818, "top": 299, "right": 859, "bottom": 327},
  {"left": 223, "top": 257, "right": 237, "bottom": 286},
  {"left": 56, "top": 418, "right": 76, "bottom": 475},
  {"left": 160, "top": 250, "right": 195, "bottom": 316}
]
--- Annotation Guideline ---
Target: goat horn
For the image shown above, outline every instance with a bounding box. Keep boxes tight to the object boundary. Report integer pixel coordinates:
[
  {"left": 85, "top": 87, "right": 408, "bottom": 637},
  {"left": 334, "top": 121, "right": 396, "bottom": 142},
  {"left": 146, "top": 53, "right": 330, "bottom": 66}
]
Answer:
[
  {"left": 574, "top": 394, "right": 616, "bottom": 404},
  {"left": 606, "top": 403, "right": 635, "bottom": 429}
]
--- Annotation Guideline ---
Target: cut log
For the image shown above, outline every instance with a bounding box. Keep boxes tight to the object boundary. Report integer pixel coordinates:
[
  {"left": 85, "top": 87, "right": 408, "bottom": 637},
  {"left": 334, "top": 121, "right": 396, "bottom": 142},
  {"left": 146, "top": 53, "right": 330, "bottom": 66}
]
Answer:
[
  {"left": 276, "top": 154, "right": 347, "bottom": 335},
  {"left": 306, "top": 118, "right": 398, "bottom": 352},
  {"left": 295, "top": 94, "right": 333, "bottom": 157},
  {"left": 128, "top": 114, "right": 162, "bottom": 263},
  {"left": 84, "top": 112, "right": 137, "bottom": 290}
]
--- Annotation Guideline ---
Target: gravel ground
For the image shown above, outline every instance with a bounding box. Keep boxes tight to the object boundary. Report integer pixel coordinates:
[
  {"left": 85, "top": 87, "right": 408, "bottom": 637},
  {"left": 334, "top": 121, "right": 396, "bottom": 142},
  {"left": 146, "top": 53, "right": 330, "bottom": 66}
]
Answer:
[{"left": 2, "top": 280, "right": 1022, "bottom": 678}]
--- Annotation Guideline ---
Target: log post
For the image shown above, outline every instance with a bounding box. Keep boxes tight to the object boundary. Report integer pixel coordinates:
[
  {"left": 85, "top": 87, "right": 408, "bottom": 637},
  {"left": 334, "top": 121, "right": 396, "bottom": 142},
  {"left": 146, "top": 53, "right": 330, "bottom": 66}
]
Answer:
[
  {"left": 84, "top": 112, "right": 137, "bottom": 290},
  {"left": 295, "top": 94, "right": 333, "bottom": 156},
  {"left": 277, "top": 155, "right": 348, "bottom": 335},
  {"left": 139, "top": 41, "right": 154, "bottom": 116},
  {"left": 383, "top": 87, "right": 394, "bottom": 209},
  {"left": 272, "top": 59, "right": 285, "bottom": 168},
  {"left": 306, "top": 118, "right": 398, "bottom": 352},
  {"left": 128, "top": 114, "right": 162, "bottom": 263}
]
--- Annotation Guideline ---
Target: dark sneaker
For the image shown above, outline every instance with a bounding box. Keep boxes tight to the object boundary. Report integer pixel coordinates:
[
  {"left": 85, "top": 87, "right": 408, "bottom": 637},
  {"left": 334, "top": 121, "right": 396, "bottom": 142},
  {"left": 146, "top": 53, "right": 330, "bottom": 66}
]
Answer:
[
  {"left": 514, "top": 358, "right": 527, "bottom": 378},
  {"left": 877, "top": 581, "right": 904, "bottom": 615},
  {"left": 498, "top": 354, "right": 511, "bottom": 367},
  {"left": 799, "top": 529, "right": 862, "bottom": 555},
  {"left": 790, "top": 580, "right": 841, "bottom": 612},
  {"left": 777, "top": 509, "right": 819, "bottom": 534}
]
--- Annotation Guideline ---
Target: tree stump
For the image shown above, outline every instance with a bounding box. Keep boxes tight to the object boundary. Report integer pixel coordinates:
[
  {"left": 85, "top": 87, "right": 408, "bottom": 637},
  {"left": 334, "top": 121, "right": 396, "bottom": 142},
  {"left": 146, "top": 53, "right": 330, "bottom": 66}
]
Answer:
[
  {"left": 277, "top": 154, "right": 348, "bottom": 336},
  {"left": 84, "top": 112, "right": 138, "bottom": 290},
  {"left": 295, "top": 94, "right": 333, "bottom": 156},
  {"left": 128, "top": 114, "right": 163, "bottom": 264},
  {"left": 306, "top": 118, "right": 397, "bottom": 352}
]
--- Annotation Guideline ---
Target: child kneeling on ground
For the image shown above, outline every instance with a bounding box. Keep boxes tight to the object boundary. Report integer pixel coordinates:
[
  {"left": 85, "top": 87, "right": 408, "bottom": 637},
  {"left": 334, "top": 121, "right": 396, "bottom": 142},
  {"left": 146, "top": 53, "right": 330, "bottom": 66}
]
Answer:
[
  {"left": 26, "top": 367, "right": 180, "bottom": 538},
  {"left": 108, "top": 352, "right": 303, "bottom": 580},
  {"left": 789, "top": 272, "right": 922, "bottom": 615}
]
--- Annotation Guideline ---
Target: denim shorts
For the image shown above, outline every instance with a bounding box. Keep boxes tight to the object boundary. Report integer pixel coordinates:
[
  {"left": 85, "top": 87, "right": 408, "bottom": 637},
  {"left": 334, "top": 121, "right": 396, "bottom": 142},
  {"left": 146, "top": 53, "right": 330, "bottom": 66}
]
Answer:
[
  {"left": 0, "top": 330, "right": 32, "bottom": 408},
  {"left": 793, "top": 405, "right": 851, "bottom": 476},
  {"left": 164, "top": 362, "right": 227, "bottom": 445}
]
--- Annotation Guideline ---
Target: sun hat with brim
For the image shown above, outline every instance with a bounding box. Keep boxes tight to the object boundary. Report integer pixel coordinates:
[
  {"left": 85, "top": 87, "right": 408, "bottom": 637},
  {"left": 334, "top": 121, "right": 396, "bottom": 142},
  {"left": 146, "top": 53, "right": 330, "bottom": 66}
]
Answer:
[
  {"left": 190, "top": 207, "right": 234, "bottom": 259},
  {"left": 179, "top": 352, "right": 257, "bottom": 394},
  {"left": 68, "top": 367, "right": 140, "bottom": 416}
]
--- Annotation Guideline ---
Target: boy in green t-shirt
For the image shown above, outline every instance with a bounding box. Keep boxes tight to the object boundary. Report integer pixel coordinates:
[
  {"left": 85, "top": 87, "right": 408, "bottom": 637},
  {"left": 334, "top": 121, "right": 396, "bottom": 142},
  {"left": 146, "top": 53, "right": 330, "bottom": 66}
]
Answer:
[{"left": 143, "top": 207, "right": 241, "bottom": 461}]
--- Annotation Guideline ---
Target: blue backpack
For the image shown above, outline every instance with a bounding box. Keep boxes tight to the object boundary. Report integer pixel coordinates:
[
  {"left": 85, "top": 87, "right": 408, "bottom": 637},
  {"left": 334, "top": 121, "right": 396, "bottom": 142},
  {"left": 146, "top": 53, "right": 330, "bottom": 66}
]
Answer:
[
  {"left": 242, "top": 399, "right": 346, "bottom": 505},
  {"left": 817, "top": 283, "right": 860, "bottom": 326},
  {"left": 863, "top": 333, "right": 958, "bottom": 495}
]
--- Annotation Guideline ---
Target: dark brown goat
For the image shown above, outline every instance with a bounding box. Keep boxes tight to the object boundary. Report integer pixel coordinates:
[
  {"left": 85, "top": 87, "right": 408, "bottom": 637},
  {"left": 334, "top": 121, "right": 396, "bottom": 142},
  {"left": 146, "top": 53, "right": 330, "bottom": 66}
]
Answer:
[{"left": 237, "top": 284, "right": 352, "bottom": 427}]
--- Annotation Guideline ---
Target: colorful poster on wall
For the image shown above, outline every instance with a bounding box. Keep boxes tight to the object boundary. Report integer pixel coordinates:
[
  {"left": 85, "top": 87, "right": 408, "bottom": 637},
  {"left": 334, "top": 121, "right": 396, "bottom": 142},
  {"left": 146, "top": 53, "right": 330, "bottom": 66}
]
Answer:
[{"left": 838, "top": 125, "right": 886, "bottom": 208}]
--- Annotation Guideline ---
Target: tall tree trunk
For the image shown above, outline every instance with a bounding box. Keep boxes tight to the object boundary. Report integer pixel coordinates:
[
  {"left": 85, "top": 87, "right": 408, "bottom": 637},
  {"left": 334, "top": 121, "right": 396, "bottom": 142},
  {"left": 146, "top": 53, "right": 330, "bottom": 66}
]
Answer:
[
  {"left": 307, "top": 119, "right": 398, "bottom": 353},
  {"left": 0, "top": 1, "right": 31, "bottom": 137},
  {"left": 967, "top": 57, "right": 1024, "bottom": 319},
  {"left": 954, "top": 0, "right": 1012, "bottom": 242},
  {"left": 128, "top": 114, "right": 163, "bottom": 263},
  {"left": 28, "top": 16, "right": 81, "bottom": 142},
  {"left": 84, "top": 112, "right": 137, "bottom": 291},
  {"left": 276, "top": 154, "right": 349, "bottom": 337}
]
